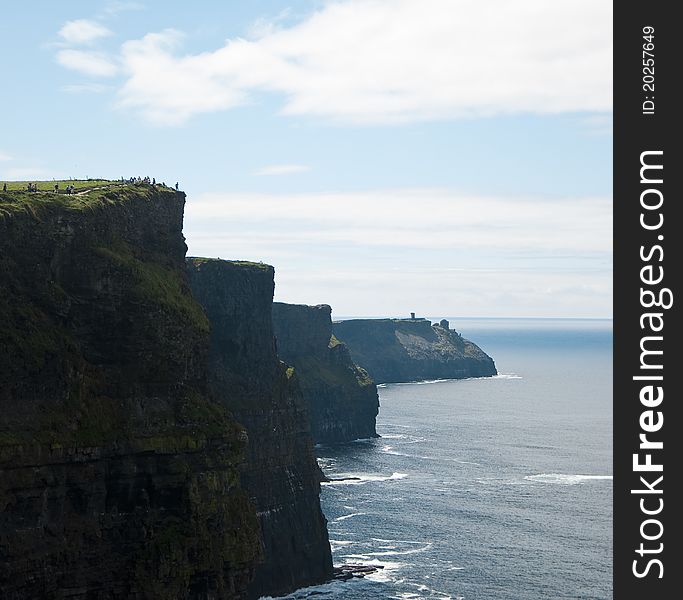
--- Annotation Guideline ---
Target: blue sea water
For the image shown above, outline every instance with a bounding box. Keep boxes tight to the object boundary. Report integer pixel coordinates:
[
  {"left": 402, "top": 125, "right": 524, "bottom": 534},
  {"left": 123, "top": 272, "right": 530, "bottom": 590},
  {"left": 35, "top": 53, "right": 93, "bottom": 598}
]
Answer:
[{"left": 276, "top": 319, "right": 613, "bottom": 600}]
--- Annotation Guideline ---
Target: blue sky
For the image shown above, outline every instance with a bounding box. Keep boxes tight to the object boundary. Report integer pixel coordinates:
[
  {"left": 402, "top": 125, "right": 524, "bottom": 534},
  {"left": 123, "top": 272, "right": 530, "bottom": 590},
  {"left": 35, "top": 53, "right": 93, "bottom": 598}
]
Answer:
[{"left": 0, "top": 0, "right": 612, "bottom": 318}]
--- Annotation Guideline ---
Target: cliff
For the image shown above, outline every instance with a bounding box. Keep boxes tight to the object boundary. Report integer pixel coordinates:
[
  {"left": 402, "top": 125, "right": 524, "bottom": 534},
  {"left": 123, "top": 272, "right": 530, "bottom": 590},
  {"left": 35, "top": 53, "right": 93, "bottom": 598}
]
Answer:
[
  {"left": 332, "top": 318, "right": 497, "bottom": 383},
  {"left": 186, "top": 260, "right": 333, "bottom": 598},
  {"left": 0, "top": 185, "right": 260, "bottom": 598},
  {"left": 272, "top": 303, "right": 379, "bottom": 444}
]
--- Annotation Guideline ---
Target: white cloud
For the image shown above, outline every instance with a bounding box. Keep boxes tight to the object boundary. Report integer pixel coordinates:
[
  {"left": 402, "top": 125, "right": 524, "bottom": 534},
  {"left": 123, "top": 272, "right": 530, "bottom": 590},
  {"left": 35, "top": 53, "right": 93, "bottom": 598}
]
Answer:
[
  {"left": 253, "top": 164, "right": 311, "bottom": 176},
  {"left": 183, "top": 188, "right": 612, "bottom": 317},
  {"left": 58, "top": 19, "right": 112, "bottom": 45},
  {"left": 0, "top": 152, "right": 12, "bottom": 161},
  {"left": 116, "top": 30, "right": 248, "bottom": 125},
  {"left": 56, "top": 49, "right": 118, "bottom": 77},
  {"left": 186, "top": 189, "right": 612, "bottom": 254},
  {"left": 107, "top": 0, "right": 611, "bottom": 125}
]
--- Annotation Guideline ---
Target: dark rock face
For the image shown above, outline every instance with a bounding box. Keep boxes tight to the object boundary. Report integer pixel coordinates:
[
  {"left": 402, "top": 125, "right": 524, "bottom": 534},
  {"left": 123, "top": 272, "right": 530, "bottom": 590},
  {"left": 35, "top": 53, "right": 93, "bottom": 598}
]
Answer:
[
  {"left": 272, "top": 303, "right": 379, "bottom": 444},
  {"left": 332, "top": 318, "right": 497, "bottom": 384},
  {"left": 0, "top": 187, "right": 260, "bottom": 598},
  {"left": 187, "top": 261, "right": 333, "bottom": 599}
]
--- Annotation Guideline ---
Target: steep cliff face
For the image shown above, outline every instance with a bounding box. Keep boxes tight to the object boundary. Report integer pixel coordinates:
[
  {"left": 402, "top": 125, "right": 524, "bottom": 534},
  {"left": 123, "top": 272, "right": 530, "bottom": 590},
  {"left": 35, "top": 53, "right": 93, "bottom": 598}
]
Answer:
[
  {"left": 332, "top": 318, "right": 497, "bottom": 383},
  {"left": 186, "top": 260, "right": 333, "bottom": 599},
  {"left": 0, "top": 186, "right": 260, "bottom": 598},
  {"left": 272, "top": 303, "right": 379, "bottom": 444}
]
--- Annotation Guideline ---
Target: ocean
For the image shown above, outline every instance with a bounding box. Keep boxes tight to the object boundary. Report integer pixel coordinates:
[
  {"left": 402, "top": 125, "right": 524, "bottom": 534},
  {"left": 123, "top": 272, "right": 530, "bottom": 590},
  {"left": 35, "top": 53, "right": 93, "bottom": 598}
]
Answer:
[{"left": 274, "top": 318, "right": 613, "bottom": 600}]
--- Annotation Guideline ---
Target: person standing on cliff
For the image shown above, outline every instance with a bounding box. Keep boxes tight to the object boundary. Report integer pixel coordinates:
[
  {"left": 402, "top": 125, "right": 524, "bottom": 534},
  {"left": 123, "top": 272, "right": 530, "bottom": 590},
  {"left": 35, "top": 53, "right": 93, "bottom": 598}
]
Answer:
[{"left": 175, "top": 182, "right": 179, "bottom": 190}]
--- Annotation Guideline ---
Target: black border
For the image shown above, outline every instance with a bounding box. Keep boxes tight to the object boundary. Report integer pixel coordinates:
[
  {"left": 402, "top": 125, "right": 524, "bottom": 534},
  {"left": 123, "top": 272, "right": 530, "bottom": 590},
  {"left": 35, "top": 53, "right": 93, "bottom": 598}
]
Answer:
[{"left": 614, "top": 2, "right": 680, "bottom": 596}]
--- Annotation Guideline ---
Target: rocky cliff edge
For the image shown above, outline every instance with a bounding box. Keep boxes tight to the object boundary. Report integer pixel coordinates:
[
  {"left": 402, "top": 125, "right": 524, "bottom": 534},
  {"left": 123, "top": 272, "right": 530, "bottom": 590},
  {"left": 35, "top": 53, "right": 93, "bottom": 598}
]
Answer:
[
  {"left": 187, "top": 260, "right": 333, "bottom": 598},
  {"left": 272, "top": 303, "right": 379, "bottom": 444},
  {"left": 0, "top": 185, "right": 260, "bottom": 598}
]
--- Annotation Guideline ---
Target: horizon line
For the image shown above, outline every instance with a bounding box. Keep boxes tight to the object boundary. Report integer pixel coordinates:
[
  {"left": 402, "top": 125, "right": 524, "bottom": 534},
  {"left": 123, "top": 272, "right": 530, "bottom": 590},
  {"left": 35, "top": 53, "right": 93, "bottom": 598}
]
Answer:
[{"left": 330, "top": 315, "right": 614, "bottom": 321}]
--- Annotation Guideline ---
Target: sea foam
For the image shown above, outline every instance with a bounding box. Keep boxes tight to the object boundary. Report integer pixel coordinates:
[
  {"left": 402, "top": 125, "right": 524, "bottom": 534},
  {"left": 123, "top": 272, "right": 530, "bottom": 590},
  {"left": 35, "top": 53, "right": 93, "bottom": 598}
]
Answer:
[
  {"left": 525, "top": 473, "right": 613, "bottom": 485},
  {"left": 323, "top": 472, "right": 408, "bottom": 486}
]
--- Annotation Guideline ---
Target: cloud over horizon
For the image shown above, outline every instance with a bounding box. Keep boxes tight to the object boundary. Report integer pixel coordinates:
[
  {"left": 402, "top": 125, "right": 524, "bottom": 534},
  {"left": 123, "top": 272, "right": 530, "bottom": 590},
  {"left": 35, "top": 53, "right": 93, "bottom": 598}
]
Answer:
[{"left": 183, "top": 188, "right": 613, "bottom": 318}]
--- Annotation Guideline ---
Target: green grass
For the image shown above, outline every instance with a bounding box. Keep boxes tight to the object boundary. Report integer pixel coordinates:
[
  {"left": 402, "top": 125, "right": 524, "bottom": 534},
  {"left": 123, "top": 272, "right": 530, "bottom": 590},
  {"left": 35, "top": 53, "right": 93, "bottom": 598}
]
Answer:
[
  {"left": 354, "top": 365, "right": 374, "bottom": 387},
  {"left": 97, "top": 238, "right": 210, "bottom": 332},
  {"left": 1, "top": 179, "right": 116, "bottom": 192},
  {"left": 0, "top": 181, "right": 178, "bottom": 218},
  {"left": 188, "top": 257, "right": 272, "bottom": 271}
]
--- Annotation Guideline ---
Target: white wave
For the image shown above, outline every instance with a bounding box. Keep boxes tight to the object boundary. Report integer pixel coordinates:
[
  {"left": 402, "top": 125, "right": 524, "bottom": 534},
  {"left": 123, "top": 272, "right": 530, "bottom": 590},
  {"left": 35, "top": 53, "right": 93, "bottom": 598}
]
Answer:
[
  {"left": 260, "top": 580, "right": 348, "bottom": 599},
  {"left": 322, "top": 472, "right": 408, "bottom": 486},
  {"left": 329, "top": 539, "right": 355, "bottom": 551},
  {"left": 379, "top": 379, "right": 447, "bottom": 387},
  {"left": 381, "top": 446, "right": 480, "bottom": 465},
  {"left": 380, "top": 373, "right": 522, "bottom": 387},
  {"left": 525, "top": 473, "right": 613, "bottom": 485},
  {"left": 402, "top": 580, "right": 456, "bottom": 600},
  {"left": 476, "top": 477, "right": 531, "bottom": 486},
  {"left": 334, "top": 512, "right": 366, "bottom": 522},
  {"left": 446, "top": 372, "right": 521, "bottom": 382},
  {"left": 371, "top": 538, "right": 426, "bottom": 545},
  {"left": 381, "top": 434, "right": 425, "bottom": 446},
  {"left": 365, "top": 543, "right": 432, "bottom": 557},
  {"left": 338, "top": 557, "right": 405, "bottom": 583},
  {"left": 421, "top": 455, "right": 480, "bottom": 465},
  {"left": 382, "top": 445, "right": 412, "bottom": 457}
]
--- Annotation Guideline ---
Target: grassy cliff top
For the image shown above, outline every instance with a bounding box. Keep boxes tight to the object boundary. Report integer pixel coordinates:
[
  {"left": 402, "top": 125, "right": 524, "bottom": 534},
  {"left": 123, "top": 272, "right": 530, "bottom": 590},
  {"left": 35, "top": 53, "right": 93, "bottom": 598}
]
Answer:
[
  {"left": 0, "top": 179, "right": 179, "bottom": 217},
  {"left": 188, "top": 257, "right": 273, "bottom": 272},
  {"left": 2, "top": 179, "right": 117, "bottom": 192},
  {"left": 333, "top": 317, "right": 432, "bottom": 324}
]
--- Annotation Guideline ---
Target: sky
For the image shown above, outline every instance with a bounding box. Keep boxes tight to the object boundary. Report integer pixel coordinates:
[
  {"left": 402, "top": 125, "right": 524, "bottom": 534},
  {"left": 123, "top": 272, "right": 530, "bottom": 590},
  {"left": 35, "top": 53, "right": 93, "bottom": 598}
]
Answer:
[{"left": 0, "top": 0, "right": 613, "bottom": 318}]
